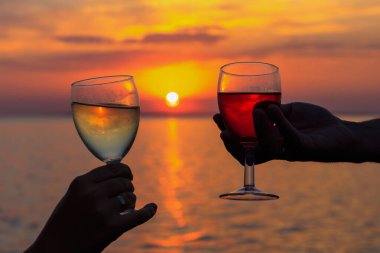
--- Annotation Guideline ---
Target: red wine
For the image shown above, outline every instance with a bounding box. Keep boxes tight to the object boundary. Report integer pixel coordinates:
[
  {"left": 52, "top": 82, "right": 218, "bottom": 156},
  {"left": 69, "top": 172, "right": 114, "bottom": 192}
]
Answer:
[{"left": 218, "top": 92, "right": 281, "bottom": 144}]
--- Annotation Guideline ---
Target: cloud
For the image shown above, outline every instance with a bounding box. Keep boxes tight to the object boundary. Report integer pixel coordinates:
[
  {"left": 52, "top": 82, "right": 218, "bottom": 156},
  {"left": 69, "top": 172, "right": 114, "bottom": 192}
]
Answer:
[
  {"left": 230, "top": 34, "right": 380, "bottom": 59},
  {"left": 0, "top": 50, "right": 148, "bottom": 71},
  {"left": 55, "top": 35, "right": 114, "bottom": 44},
  {"left": 265, "top": 40, "right": 343, "bottom": 54},
  {"left": 178, "top": 25, "right": 225, "bottom": 33},
  {"left": 0, "top": 7, "right": 51, "bottom": 33},
  {"left": 0, "top": 48, "right": 197, "bottom": 72},
  {"left": 123, "top": 32, "right": 225, "bottom": 44},
  {"left": 56, "top": 28, "right": 226, "bottom": 46},
  {"left": 143, "top": 32, "right": 224, "bottom": 44}
]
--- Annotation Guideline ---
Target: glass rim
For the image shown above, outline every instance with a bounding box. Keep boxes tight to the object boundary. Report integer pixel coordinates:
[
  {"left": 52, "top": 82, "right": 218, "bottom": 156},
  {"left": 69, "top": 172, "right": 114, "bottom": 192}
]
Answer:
[
  {"left": 71, "top": 75, "right": 134, "bottom": 87},
  {"left": 220, "top": 61, "right": 279, "bottom": 77}
]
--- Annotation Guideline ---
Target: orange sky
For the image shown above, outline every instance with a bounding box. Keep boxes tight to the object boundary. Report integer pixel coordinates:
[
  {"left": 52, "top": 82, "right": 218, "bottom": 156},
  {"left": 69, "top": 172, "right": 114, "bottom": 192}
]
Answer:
[{"left": 1, "top": 0, "right": 380, "bottom": 115}]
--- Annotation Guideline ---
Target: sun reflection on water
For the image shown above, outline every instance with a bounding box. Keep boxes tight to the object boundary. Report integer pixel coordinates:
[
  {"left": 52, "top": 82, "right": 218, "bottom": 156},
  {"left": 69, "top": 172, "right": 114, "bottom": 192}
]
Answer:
[
  {"left": 160, "top": 118, "right": 186, "bottom": 227},
  {"left": 152, "top": 118, "right": 211, "bottom": 249}
]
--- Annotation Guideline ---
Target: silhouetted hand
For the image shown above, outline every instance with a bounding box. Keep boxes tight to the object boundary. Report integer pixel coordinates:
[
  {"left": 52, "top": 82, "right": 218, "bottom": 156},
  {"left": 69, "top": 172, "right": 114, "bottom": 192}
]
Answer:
[
  {"left": 25, "top": 163, "right": 157, "bottom": 253},
  {"left": 214, "top": 102, "right": 380, "bottom": 164}
]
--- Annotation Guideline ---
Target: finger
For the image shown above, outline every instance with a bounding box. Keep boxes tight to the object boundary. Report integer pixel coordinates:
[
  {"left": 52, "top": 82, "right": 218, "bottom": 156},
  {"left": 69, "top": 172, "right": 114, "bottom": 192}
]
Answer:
[
  {"left": 266, "top": 104, "right": 302, "bottom": 146},
  {"left": 220, "top": 131, "right": 244, "bottom": 165},
  {"left": 253, "top": 145, "right": 275, "bottom": 165},
  {"left": 280, "top": 103, "right": 293, "bottom": 117},
  {"left": 113, "top": 203, "right": 157, "bottom": 233},
  {"left": 254, "top": 109, "right": 276, "bottom": 147},
  {"left": 253, "top": 109, "right": 284, "bottom": 156},
  {"left": 213, "top": 114, "right": 226, "bottom": 131},
  {"left": 96, "top": 177, "right": 134, "bottom": 197},
  {"left": 107, "top": 192, "right": 136, "bottom": 213},
  {"left": 87, "top": 163, "right": 133, "bottom": 183}
]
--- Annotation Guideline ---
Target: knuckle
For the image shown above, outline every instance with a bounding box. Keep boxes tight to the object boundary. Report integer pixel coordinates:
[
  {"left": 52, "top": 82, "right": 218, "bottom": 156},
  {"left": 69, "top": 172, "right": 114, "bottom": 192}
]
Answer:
[
  {"left": 69, "top": 176, "right": 84, "bottom": 189},
  {"left": 115, "top": 163, "right": 133, "bottom": 178},
  {"left": 127, "top": 192, "right": 137, "bottom": 204},
  {"left": 67, "top": 177, "right": 101, "bottom": 205},
  {"left": 119, "top": 178, "right": 134, "bottom": 192},
  {"left": 127, "top": 180, "right": 135, "bottom": 192},
  {"left": 68, "top": 176, "right": 90, "bottom": 197},
  {"left": 123, "top": 164, "right": 131, "bottom": 172},
  {"left": 124, "top": 165, "right": 133, "bottom": 179}
]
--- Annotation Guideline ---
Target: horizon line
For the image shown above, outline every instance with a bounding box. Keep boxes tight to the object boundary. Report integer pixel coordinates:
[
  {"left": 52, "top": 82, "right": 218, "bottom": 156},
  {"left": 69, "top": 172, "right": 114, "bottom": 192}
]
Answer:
[{"left": 0, "top": 111, "right": 379, "bottom": 119}]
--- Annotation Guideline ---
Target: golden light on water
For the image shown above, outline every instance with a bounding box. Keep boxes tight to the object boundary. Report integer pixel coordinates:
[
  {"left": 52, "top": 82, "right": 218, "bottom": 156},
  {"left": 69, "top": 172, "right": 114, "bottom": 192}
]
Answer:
[
  {"left": 166, "top": 92, "right": 179, "bottom": 107},
  {"left": 97, "top": 106, "right": 104, "bottom": 114}
]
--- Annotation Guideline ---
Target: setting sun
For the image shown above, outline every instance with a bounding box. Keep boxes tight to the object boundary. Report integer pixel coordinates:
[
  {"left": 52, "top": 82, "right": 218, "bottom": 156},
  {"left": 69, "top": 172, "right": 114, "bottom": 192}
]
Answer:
[{"left": 166, "top": 92, "right": 179, "bottom": 107}]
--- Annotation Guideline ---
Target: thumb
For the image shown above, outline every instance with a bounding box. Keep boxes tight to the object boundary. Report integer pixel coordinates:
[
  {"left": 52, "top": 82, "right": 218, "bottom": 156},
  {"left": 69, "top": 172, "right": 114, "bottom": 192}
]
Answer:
[
  {"left": 114, "top": 203, "right": 158, "bottom": 235},
  {"left": 254, "top": 108, "right": 278, "bottom": 148},
  {"left": 104, "top": 203, "right": 157, "bottom": 247},
  {"left": 134, "top": 203, "right": 158, "bottom": 226}
]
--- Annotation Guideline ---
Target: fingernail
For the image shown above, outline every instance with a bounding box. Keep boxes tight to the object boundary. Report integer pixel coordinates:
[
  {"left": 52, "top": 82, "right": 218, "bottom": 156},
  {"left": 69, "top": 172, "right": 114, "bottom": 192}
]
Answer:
[
  {"left": 253, "top": 108, "right": 264, "bottom": 116},
  {"left": 147, "top": 203, "right": 158, "bottom": 213}
]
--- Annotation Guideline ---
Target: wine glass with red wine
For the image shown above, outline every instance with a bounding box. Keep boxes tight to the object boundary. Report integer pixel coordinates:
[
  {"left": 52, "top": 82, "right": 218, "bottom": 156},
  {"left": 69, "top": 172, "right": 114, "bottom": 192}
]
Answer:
[{"left": 217, "top": 62, "right": 281, "bottom": 201}]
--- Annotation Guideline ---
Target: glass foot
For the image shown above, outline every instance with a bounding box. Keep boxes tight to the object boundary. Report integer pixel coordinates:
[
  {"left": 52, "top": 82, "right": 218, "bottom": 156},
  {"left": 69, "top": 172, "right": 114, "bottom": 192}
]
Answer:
[{"left": 219, "top": 186, "right": 279, "bottom": 201}]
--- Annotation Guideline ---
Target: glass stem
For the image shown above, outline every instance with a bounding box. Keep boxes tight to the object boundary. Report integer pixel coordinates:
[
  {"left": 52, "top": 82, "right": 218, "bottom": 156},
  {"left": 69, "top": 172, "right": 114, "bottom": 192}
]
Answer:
[{"left": 244, "top": 147, "right": 255, "bottom": 189}]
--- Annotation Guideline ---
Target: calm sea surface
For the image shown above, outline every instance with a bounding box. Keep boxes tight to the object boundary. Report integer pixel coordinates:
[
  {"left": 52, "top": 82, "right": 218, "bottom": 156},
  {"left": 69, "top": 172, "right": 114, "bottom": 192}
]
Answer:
[{"left": 0, "top": 116, "right": 379, "bottom": 253}]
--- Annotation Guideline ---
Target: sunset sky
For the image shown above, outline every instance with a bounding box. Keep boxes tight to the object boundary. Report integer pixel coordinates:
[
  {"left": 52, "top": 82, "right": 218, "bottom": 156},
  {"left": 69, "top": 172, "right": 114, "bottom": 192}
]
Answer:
[{"left": 1, "top": 0, "right": 380, "bottom": 115}]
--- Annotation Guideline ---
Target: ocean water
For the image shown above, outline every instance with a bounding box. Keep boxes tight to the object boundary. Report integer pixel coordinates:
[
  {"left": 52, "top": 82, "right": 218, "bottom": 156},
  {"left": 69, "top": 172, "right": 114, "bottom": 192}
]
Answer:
[{"left": 0, "top": 116, "right": 379, "bottom": 253}]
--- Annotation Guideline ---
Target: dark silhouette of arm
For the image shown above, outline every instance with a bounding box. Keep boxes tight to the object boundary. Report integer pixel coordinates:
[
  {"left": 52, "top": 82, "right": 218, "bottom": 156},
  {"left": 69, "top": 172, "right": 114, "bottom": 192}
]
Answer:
[
  {"left": 214, "top": 102, "right": 380, "bottom": 164},
  {"left": 25, "top": 163, "right": 157, "bottom": 253}
]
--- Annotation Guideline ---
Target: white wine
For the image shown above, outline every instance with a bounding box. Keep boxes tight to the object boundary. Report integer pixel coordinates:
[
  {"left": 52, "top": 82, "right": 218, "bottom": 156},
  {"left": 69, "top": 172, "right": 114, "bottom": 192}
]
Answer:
[{"left": 72, "top": 102, "right": 140, "bottom": 163}]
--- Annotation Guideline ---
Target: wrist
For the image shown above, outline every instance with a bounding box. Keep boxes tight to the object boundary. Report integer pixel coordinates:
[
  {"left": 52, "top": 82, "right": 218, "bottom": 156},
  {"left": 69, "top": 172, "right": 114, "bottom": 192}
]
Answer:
[
  {"left": 343, "top": 120, "right": 379, "bottom": 163},
  {"left": 24, "top": 233, "right": 69, "bottom": 253}
]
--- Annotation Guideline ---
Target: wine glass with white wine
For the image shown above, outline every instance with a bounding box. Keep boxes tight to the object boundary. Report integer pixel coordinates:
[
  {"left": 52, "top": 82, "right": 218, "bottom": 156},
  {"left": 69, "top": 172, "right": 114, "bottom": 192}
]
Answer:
[{"left": 71, "top": 75, "right": 139, "bottom": 165}]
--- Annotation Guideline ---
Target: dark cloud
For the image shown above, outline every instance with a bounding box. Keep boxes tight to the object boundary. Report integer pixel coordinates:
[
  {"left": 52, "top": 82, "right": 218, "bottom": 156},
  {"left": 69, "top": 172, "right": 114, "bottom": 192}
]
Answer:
[
  {"left": 0, "top": 50, "right": 149, "bottom": 71},
  {"left": 142, "top": 32, "right": 224, "bottom": 44},
  {"left": 178, "top": 25, "right": 225, "bottom": 33},
  {"left": 0, "top": 48, "right": 197, "bottom": 72},
  {"left": 123, "top": 32, "right": 225, "bottom": 44},
  {"left": 265, "top": 40, "right": 343, "bottom": 54},
  {"left": 365, "top": 42, "right": 380, "bottom": 50},
  {"left": 230, "top": 34, "right": 380, "bottom": 59},
  {"left": 55, "top": 35, "right": 114, "bottom": 44}
]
